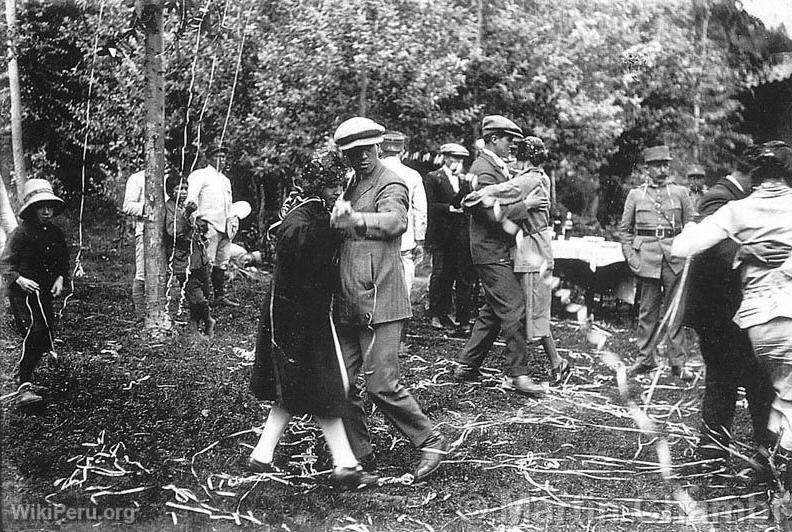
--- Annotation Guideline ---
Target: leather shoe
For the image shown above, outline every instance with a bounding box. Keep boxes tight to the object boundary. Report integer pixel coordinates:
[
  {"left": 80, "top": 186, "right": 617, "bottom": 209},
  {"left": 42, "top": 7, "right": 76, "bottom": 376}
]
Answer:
[
  {"left": 626, "top": 361, "right": 657, "bottom": 377},
  {"left": 502, "top": 375, "right": 545, "bottom": 396},
  {"left": 453, "top": 363, "right": 480, "bottom": 382},
  {"left": 672, "top": 365, "right": 695, "bottom": 382},
  {"left": 440, "top": 315, "right": 458, "bottom": 328},
  {"left": 246, "top": 457, "right": 279, "bottom": 474},
  {"left": 414, "top": 432, "right": 448, "bottom": 481},
  {"left": 332, "top": 466, "right": 380, "bottom": 491}
]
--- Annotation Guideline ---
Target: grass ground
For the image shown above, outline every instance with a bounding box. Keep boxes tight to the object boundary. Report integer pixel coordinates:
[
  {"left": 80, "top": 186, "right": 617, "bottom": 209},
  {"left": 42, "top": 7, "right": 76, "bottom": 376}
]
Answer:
[{"left": 0, "top": 219, "right": 775, "bottom": 531}]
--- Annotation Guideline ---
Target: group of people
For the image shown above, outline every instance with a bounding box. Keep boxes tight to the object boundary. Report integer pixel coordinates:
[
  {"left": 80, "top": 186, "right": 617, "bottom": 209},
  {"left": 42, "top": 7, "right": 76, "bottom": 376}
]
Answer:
[
  {"left": 247, "top": 114, "right": 574, "bottom": 489},
  {"left": 617, "top": 139, "right": 792, "bottom": 485},
  {"left": 5, "top": 110, "right": 792, "bottom": 493}
]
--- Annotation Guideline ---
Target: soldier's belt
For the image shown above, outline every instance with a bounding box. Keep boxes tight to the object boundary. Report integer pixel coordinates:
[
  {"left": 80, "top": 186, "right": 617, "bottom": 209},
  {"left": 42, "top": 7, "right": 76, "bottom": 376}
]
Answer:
[{"left": 635, "top": 227, "right": 681, "bottom": 238}]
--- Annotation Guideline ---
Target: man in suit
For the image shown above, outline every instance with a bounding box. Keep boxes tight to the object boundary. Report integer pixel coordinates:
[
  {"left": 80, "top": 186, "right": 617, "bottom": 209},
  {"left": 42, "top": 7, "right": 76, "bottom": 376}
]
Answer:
[
  {"left": 424, "top": 143, "right": 476, "bottom": 335},
  {"left": 453, "top": 115, "right": 544, "bottom": 396},
  {"left": 331, "top": 117, "right": 447, "bottom": 481},
  {"left": 684, "top": 165, "right": 780, "bottom": 458},
  {"left": 619, "top": 145, "right": 694, "bottom": 381}
]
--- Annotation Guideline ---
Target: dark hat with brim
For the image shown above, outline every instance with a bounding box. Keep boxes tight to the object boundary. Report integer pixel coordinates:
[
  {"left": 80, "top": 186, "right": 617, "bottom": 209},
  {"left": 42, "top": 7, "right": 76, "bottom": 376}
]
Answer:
[
  {"left": 482, "top": 115, "right": 523, "bottom": 139},
  {"left": 643, "top": 145, "right": 672, "bottom": 163},
  {"left": 381, "top": 131, "right": 406, "bottom": 153},
  {"left": 18, "top": 179, "right": 65, "bottom": 218}
]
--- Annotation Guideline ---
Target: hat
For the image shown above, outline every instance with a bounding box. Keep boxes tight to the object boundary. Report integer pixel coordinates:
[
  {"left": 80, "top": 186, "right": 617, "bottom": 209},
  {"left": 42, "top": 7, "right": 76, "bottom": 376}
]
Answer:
[
  {"left": 381, "top": 131, "right": 406, "bottom": 153},
  {"left": 333, "top": 117, "right": 385, "bottom": 151},
  {"left": 517, "top": 136, "right": 548, "bottom": 164},
  {"left": 643, "top": 145, "right": 672, "bottom": 163},
  {"left": 482, "top": 115, "right": 523, "bottom": 139},
  {"left": 300, "top": 149, "right": 347, "bottom": 193},
  {"left": 18, "top": 179, "right": 65, "bottom": 218},
  {"left": 687, "top": 164, "right": 705, "bottom": 177},
  {"left": 439, "top": 143, "right": 470, "bottom": 157},
  {"left": 206, "top": 144, "right": 228, "bottom": 158}
]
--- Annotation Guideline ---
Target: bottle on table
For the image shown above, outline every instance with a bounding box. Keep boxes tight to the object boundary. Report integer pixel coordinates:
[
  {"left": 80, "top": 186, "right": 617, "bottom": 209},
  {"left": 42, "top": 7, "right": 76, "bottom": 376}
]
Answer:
[{"left": 562, "top": 212, "right": 573, "bottom": 240}]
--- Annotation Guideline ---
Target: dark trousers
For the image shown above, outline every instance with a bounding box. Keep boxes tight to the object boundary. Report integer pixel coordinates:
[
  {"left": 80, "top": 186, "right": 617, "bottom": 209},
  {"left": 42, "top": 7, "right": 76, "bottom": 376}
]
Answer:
[
  {"left": 338, "top": 320, "right": 434, "bottom": 459},
  {"left": 635, "top": 260, "right": 687, "bottom": 366},
  {"left": 177, "top": 267, "right": 211, "bottom": 321},
  {"left": 698, "top": 323, "right": 774, "bottom": 450},
  {"left": 457, "top": 262, "right": 529, "bottom": 377},
  {"left": 9, "top": 291, "right": 56, "bottom": 385},
  {"left": 428, "top": 244, "right": 476, "bottom": 325}
]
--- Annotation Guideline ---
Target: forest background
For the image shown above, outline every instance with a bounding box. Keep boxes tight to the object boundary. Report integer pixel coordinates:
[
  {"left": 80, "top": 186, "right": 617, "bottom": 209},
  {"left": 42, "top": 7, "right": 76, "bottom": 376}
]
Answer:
[{"left": 2, "top": 0, "right": 792, "bottom": 252}]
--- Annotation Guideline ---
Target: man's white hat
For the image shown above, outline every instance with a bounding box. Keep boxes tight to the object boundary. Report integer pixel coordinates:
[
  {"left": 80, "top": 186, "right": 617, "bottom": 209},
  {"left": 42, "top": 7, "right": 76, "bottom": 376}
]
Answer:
[{"left": 333, "top": 117, "right": 385, "bottom": 151}]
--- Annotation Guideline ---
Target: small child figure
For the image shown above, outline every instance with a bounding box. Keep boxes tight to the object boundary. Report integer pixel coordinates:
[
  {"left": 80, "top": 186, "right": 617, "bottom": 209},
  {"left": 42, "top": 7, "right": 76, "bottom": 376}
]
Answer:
[
  {"left": 164, "top": 177, "right": 215, "bottom": 339},
  {"left": 1, "top": 179, "right": 70, "bottom": 407}
]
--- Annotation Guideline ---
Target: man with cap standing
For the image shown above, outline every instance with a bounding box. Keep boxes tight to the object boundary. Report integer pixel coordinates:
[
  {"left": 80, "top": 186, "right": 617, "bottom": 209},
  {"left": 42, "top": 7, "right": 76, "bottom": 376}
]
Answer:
[
  {"left": 453, "top": 115, "right": 544, "bottom": 396},
  {"left": 380, "top": 131, "right": 427, "bottom": 296},
  {"left": 186, "top": 144, "right": 240, "bottom": 307},
  {"left": 331, "top": 117, "right": 448, "bottom": 481},
  {"left": 619, "top": 144, "right": 695, "bottom": 380},
  {"left": 686, "top": 164, "right": 708, "bottom": 216},
  {"left": 424, "top": 142, "right": 476, "bottom": 334}
]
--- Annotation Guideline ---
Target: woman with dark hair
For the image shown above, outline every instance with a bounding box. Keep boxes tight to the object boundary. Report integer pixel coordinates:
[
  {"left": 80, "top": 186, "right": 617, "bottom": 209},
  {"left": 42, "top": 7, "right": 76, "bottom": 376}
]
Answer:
[
  {"left": 248, "top": 150, "right": 378, "bottom": 490},
  {"left": 672, "top": 140, "right": 792, "bottom": 461}
]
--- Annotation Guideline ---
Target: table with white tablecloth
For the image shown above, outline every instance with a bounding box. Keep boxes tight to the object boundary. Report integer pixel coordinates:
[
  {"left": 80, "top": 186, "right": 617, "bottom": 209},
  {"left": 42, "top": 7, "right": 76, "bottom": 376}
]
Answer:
[{"left": 551, "top": 236, "right": 635, "bottom": 305}]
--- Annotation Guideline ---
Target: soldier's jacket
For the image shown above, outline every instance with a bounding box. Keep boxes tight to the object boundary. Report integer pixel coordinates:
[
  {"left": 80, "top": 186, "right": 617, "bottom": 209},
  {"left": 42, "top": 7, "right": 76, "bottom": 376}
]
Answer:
[{"left": 618, "top": 182, "right": 694, "bottom": 279}]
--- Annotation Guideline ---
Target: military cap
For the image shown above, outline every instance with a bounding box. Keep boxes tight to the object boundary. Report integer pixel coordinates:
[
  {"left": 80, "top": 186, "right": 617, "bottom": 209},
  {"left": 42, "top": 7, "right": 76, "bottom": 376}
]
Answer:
[
  {"left": 687, "top": 164, "right": 705, "bottom": 177},
  {"left": 643, "top": 145, "right": 672, "bottom": 163},
  {"left": 381, "top": 131, "right": 406, "bottom": 153},
  {"left": 482, "top": 115, "right": 523, "bottom": 139},
  {"left": 333, "top": 117, "right": 385, "bottom": 151},
  {"left": 439, "top": 143, "right": 470, "bottom": 157}
]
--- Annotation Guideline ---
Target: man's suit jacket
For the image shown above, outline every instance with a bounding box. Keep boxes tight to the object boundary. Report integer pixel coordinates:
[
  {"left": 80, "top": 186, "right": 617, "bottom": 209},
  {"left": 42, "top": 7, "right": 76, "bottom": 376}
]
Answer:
[
  {"left": 466, "top": 152, "right": 530, "bottom": 265},
  {"left": 423, "top": 167, "right": 470, "bottom": 250},
  {"left": 683, "top": 176, "right": 747, "bottom": 334}
]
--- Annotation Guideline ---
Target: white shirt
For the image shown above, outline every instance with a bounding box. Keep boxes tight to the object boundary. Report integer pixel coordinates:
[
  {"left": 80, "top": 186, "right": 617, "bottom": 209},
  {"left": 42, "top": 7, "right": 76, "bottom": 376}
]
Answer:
[
  {"left": 443, "top": 165, "right": 459, "bottom": 194},
  {"left": 122, "top": 170, "right": 146, "bottom": 236},
  {"left": 186, "top": 164, "right": 233, "bottom": 233},
  {"left": 381, "top": 156, "right": 427, "bottom": 252}
]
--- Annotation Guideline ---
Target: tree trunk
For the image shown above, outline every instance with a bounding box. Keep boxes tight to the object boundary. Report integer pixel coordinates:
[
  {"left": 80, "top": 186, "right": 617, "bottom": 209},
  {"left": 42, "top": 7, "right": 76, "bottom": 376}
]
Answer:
[
  {"left": 139, "top": 0, "right": 170, "bottom": 333},
  {"left": 5, "top": 0, "right": 27, "bottom": 196}
]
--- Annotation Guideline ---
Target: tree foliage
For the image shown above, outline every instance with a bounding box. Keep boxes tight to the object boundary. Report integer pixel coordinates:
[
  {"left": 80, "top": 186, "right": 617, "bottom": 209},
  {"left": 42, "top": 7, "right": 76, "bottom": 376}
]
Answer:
[{"left": 9, "top": 0, "right": 792, "bottom": 241}]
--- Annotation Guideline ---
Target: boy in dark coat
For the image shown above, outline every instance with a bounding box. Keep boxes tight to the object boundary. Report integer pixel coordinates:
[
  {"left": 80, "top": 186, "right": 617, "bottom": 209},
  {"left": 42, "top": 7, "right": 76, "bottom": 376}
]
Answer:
[
  {"left": 164, "top": 178, "right": 215, "bottom": 338},
  {"left": 1, "top": 179, "right": 70, "bottom": 406}
]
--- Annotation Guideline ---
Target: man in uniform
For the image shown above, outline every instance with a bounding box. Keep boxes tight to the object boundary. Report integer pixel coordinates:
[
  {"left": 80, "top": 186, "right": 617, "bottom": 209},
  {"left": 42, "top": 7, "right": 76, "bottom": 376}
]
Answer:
[
  {"left": 453, "top": 115, "right": 544, "bottom": 396},
  {"left": 687, "top": 164, "right": 708, "bottom": 216},
  {"left": 331, "top": 117, "right": 447, "bottom": 481},
  {"left": 186, "top": 144, "right": 240, "bottom": 307},
  {"left": 619, "top": 144, "right": 694, "bottom": 380},
  {"left": 424, "top": 143, "right": 476, "bottom": 335},
  {"left": 380, "top": 131, "right": 427, "bottom": 297}
]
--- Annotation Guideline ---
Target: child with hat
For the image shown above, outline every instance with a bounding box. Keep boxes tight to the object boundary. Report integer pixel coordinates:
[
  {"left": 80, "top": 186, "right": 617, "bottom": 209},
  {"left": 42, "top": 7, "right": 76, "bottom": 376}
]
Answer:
[{"left": 1, "top": 179, "right": 70, "bottom": 407}]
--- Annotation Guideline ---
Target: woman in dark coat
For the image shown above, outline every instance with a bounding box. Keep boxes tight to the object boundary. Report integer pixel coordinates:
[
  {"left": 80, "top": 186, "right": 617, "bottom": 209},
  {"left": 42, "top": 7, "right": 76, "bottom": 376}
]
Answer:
[{"left": 249, "top": 150, "right": 377, "bottom": 489}]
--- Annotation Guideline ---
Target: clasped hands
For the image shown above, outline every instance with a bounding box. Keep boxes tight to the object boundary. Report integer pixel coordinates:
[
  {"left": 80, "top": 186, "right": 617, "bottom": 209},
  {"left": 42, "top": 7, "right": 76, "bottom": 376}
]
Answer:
[{"left": 330, "top": 199, "right": 365, "bottom": 230}]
